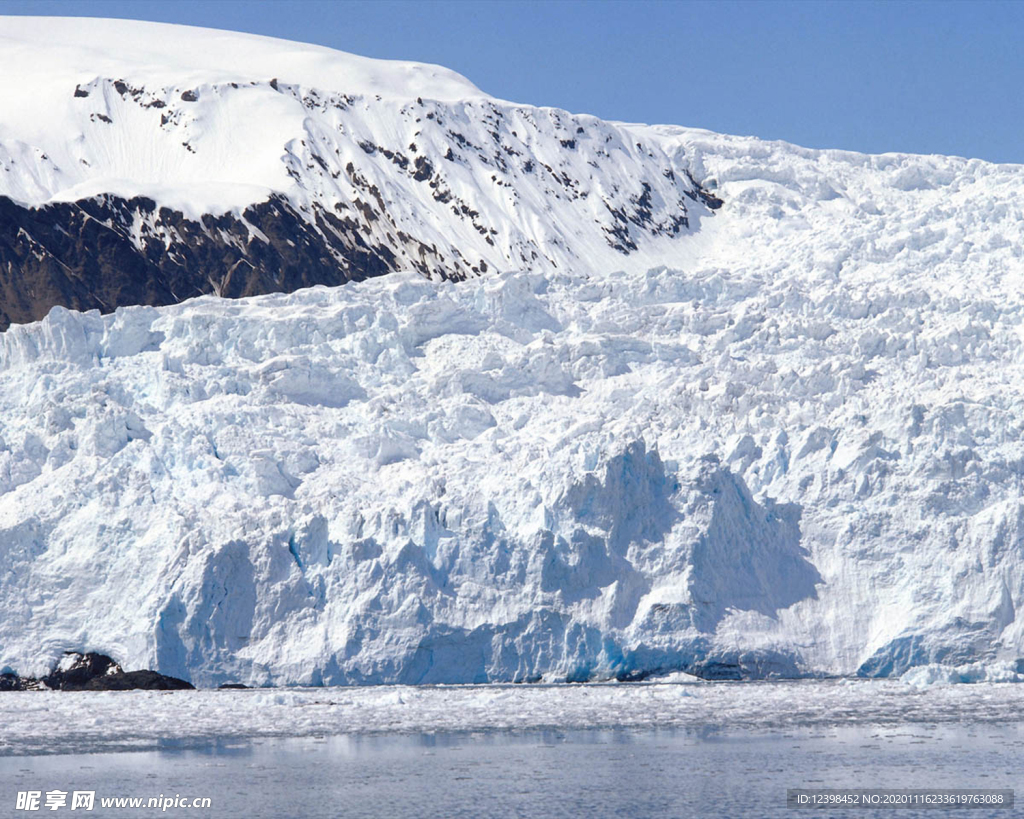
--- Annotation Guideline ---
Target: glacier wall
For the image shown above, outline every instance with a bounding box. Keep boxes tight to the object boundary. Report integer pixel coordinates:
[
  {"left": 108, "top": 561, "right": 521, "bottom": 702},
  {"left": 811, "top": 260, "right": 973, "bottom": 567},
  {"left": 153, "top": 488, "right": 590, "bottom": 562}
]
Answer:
[
  {"left": 2, "top": 179, "right": 1024, "bottom": 684},
  {"left": 4, "top": 272, "right": 823, "bottom": 684}
]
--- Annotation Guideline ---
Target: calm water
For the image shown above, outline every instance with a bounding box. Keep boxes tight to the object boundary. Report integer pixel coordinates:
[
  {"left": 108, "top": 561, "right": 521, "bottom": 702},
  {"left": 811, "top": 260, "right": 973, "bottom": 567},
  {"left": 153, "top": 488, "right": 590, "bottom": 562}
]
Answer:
[{"left": 2, "top": 725, "right": 1021, "bottom": 818}]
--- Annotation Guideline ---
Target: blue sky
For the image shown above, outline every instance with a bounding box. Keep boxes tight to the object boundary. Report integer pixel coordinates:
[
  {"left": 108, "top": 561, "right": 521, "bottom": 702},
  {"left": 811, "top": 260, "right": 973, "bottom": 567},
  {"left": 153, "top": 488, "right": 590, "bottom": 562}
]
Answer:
[{"left": 8, "top": 0, "right": 1023, "bottom": 163}]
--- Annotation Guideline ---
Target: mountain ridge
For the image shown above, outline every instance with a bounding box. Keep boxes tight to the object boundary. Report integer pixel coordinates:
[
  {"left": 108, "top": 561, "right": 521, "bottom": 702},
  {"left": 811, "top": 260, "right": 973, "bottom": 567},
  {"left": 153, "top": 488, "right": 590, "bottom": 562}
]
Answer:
[{"left": 0, "top": 16, "right": 720, "bottom": 330}]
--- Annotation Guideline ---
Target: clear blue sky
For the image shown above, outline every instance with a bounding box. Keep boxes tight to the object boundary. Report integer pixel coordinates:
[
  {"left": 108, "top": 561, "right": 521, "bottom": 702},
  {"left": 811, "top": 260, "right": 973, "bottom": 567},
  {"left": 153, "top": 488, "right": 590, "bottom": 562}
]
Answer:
[{"left": 7, "top": 0, "right": 1024, "bottom": 163}]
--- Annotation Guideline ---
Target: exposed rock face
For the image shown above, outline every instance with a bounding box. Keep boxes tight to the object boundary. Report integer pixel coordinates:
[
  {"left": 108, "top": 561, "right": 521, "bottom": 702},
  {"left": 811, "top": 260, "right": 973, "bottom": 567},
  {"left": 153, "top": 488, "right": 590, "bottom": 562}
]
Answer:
[
  {"left": 43, "top": 650, "right": 121, "bottom": 689},
  {"left": 82, "top": 669, "right": 194, "bottom": 691},
  {"left": 1, "top": 652, "right": 194, "bottom": 691},
  {"left": 0, "top": 673, "right": 23, "bottom": 691},
  {"left": 0, "top": 194, "right": 402, "bottom": 330}
]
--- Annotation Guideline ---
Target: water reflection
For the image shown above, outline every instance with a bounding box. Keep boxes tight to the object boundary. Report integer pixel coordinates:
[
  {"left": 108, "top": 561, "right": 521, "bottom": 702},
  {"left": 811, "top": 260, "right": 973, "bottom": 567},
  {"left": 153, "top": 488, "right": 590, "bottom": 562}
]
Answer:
[{"left": 1, "top": 725, "right": 1021, "bottom": 818}]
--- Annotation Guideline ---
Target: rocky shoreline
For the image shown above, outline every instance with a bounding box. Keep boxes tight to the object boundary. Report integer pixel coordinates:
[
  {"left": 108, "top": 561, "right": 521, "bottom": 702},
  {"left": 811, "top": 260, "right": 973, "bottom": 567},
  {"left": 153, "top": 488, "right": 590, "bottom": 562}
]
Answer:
[
  {"left": 0, "top": 652, "right": 760, "bottom": 690},
  {"left": 0, "top": 652, "right": 193, "bottom": 691}
]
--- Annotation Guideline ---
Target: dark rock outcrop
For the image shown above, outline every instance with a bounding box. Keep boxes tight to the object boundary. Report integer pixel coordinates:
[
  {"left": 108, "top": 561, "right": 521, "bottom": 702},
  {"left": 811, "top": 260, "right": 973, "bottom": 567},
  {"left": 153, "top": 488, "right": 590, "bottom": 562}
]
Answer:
[
  {"left": 2, "top": 652, "right": 194, "bottom": 691},
  {"left": 43, "top": 651, "right": 121, "bottom": 690},
  {"left": 0, "top": 193, "right": 419, "bottom": 331},
  {"left": 83, "top": 669, "right": 194, "bottom": 691},
  {"left": 0, "top": 672, "right": 24, "bottom": 691}
]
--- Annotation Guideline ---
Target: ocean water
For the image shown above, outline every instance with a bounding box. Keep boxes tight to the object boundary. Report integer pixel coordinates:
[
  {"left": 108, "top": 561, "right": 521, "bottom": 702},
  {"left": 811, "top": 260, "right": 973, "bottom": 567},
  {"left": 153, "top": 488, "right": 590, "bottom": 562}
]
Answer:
[{"left": 2, "top": 723, "right": 1021, "bottom": 818}]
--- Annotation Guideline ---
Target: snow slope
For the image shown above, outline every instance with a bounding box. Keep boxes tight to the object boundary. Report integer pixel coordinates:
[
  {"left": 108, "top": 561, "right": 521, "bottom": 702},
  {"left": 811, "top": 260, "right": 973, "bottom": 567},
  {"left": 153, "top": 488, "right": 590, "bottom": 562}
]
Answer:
[
  {"left": 2, "top": 19, "right": 1024, "bottom": 686},
  {"left": 0, "top": 15, "right": 718, "bottom": 324},
  {"left": 0, "top": 16, "right": 483, "bottom": 212}
]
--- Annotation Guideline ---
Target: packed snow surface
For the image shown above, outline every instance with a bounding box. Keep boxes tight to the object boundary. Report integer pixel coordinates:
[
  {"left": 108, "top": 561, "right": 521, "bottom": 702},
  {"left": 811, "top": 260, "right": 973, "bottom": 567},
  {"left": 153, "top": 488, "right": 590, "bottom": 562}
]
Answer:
[
  {"left": 3, "top": 680, "right": 1024, "bottom": 756},
  {"left": 0, "top": 16, "right": 482, "bottom": 103},
  {"left": 2, "top": 19, "right": 1024, "bottom": 687},
  {"left": 0, "top": 16, "right": 484, "bottom": 215}
]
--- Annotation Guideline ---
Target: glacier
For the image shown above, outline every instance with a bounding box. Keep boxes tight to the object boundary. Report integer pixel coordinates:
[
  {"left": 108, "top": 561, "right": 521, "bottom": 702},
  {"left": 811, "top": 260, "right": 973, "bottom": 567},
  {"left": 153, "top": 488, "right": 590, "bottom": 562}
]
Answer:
[{"left": 1, "top": 19, "right": 1024, "bottom": 687}]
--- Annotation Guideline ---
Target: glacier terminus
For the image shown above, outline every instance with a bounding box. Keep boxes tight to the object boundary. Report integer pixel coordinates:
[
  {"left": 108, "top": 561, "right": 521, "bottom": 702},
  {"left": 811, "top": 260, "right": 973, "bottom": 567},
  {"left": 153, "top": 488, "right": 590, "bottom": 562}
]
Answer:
[{"left": 1, "top": 17, "right": 1024, "bottom": 690}]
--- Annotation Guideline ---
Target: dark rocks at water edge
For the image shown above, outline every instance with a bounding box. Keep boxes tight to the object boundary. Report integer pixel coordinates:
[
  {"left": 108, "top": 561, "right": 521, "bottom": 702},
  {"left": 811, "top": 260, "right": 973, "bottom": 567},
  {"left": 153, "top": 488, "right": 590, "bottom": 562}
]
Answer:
[
  {"left": 0, "top": 652, "right": 193, "bottom": 691},
  {"left": 0, "top": 672, "right": 23, "bottom": 691}
]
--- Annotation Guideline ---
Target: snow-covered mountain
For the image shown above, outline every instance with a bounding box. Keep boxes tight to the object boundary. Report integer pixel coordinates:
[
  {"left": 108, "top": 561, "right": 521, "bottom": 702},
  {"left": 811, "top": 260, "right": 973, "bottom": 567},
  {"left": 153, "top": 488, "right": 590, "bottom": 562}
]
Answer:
[
  {"left": 0, "top": 16, "right": 718, "bottom": 331},
  {"left": 3, "top": 17, "right": 1024, "bottom": 686}
]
